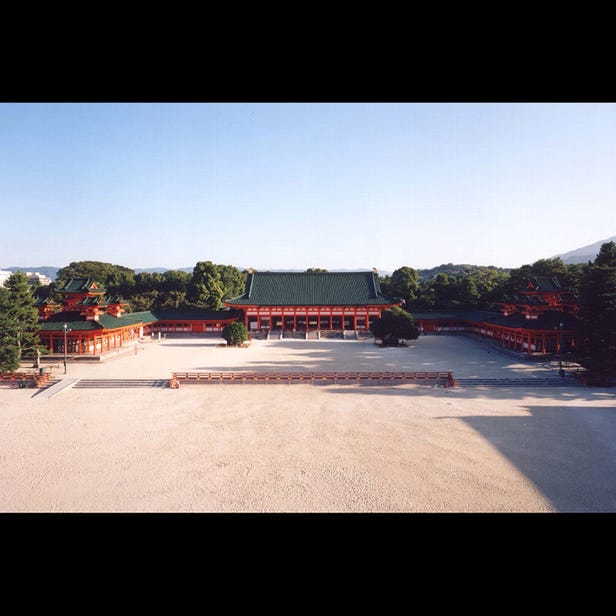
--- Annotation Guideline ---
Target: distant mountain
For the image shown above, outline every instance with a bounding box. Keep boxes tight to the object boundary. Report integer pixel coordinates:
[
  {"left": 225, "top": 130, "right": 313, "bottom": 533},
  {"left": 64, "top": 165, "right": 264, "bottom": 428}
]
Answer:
[
  {"left": 134, "top": 267, "right": 193, "bottom": 274},
  {"left": 133, "top": 267, "right": 385, "bottom": 274},
  {"left": 4, "top": 266, "right": 60, "bottom": 280},
  {"left": 552, "top": 236, "right": 616, "bottom": 264},
  {"left": 1, "top": 265, "right": 391, "bottom": 281}
]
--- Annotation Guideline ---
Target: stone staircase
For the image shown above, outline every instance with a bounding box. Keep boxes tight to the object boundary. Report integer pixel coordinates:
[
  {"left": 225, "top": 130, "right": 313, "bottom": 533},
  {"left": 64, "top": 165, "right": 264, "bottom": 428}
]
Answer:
[
  {"left": 72, "top": 379, "right": 169, "bottom": 389},
  {"left": 454, "top": 374, "right": 584, "bottom": 388}
]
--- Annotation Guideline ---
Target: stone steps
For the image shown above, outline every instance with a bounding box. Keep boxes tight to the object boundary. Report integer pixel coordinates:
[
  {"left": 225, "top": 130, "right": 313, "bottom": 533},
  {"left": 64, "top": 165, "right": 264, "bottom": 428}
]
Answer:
[
  {"left": 454, "top": 376, "right": 583, "bottom": 387},
  {"left": 72, "top": 379, "right": 169, "bottom": 389}
]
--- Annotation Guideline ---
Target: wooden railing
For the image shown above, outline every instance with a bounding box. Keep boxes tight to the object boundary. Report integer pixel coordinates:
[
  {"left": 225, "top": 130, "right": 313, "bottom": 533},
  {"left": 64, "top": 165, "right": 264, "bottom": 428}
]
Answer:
[
  {"left": 0, "top": 371, "right": 53, "bottom": 388},
  {"left": 170, "top": 371, "right": 455, "bottom": 388}
]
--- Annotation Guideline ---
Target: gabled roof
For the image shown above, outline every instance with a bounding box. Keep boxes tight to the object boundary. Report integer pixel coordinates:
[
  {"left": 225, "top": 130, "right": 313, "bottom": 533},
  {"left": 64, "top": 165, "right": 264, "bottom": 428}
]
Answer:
[
  {"left": 39, "top": 310, "right": 159, "bottom": 332},
  {"left": 33, "top": 295, "right": 58, "bottom": 306},
  {"left": 58, "top": 278, "right": 107, "bottom": 294},
  {"left": 106, "top": 295, "right": 126, "bottom": 305},
  {"left": 225, "top": 271, "right": 400, "bottom": 307},
  {"left": 524, "top": 276, "right": 564, "bottom": 293},
  {"left": 39, "top": 311, "right": 103, "bottom": 331},
  {"left": 78, "top": 296, "right": 104, "bottom": 306}
]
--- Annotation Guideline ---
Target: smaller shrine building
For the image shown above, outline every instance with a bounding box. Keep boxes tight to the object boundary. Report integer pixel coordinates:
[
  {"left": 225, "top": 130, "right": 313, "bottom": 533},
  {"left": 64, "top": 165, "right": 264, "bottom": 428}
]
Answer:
[{"left": 36, "top": 278, "right": 238, "bottom": 356}]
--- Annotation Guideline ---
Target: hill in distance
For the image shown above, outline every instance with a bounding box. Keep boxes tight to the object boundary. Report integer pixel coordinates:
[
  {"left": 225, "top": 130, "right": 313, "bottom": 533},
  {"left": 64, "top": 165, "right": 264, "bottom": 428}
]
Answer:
[
  {"left": 4, "top": 266, "right": 61, "bottom": 280},
  {"left": 6, "top": 236, "right": 615, "bottom": 282},
  {"left": 552, "top": 235, "right": 616, "bottom": 264}
]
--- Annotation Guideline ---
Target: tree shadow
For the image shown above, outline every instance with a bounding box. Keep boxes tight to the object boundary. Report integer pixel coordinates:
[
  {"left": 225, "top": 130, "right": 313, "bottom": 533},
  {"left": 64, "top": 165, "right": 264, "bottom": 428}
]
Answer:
[
  {"left": 438, "top": 404, "right": 616, "bottom": 512},
  {"left": 321, "top": 385, "right": 616, "bottom": 511},
  {"left": 160, "top": 342, "right": 224, "bottom": 347}
]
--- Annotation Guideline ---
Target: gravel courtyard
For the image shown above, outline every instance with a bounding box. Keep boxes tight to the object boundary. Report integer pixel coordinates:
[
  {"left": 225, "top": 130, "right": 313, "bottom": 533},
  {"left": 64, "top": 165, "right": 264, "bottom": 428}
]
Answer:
[{"left": 1, "top": 335, "right": 614, "bottom": 512}]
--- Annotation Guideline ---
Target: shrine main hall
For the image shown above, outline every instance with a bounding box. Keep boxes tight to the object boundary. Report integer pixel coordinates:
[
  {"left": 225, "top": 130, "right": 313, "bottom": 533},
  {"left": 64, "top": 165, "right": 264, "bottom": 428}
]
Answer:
[{"left": 224, "top": 270, "right": 401, "bottom": 333}]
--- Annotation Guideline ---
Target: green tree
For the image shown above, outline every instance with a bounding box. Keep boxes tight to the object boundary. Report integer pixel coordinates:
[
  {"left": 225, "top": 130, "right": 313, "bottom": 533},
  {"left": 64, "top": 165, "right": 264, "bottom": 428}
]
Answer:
[
  {"left": 476, "top": 268, "right": 510, "bottom": 309},
  {"left": 217, "top": 264, "right": 247, "bottom": 299},
  {"left": 563, "top": 263, "right": 584, "bottom": 296},
  {"left": 505, "top": 263, "right": 534, "bottom": 293},
  {"left": 414, "top": 279, "right": 437, "bottom": 310},
  {"left": 529, "top": 257, "right": 568, "bottom": 279},
  {"left": 0, "top": 287, "right": 21, "bottom": 371},
  {"left": 458, "top": 275, "right": 480, "bottom": 307},
  {"left": 161, "top": 270, "right": 189, "bottom": 294},
  {"left": 133, "top": 271, "right": 164, "bottom": 293},
  {"left": 576, "top": 242, "right": 616, "bottom": 380},
  {"left": 507, "top": 258, "right": 568, "bottom": 293},
  {"left": 432, "top": 273, "right": 459, "bottom": 308},
  {"left": 0, "top": 272, "right": 46, "bottom": 371},
  {"left": 221, "top": 321, "right": 249, "bottom": 346},
  {"left": 56, "top": 261, "right": 135, "bottom": 295},
  {"left": 383, "top": 266, "right": 420, "bottom": 306},
  {"left": 156, "top": 290, "right": 187, "bottom": 310},
  {"left": 128, "top": 291, "right": 159, "bottom": 312},
  {"left": 188, "top": 261, "right": 225, "bottom": 310},
  {"left": 369, "top": 306, "right": 419, "bottom": 346}
]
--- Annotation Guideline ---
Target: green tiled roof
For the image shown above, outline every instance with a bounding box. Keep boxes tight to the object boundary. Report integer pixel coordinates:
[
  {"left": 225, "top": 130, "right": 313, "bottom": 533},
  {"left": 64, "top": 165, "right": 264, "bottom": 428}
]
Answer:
[
  {"left": 39, "top": 310, "right": 159, "bottom": 332},
  {"left": 59, "top": 278, "right": 107, "bottom": 294},
  {"left": 111, "top": 311, "right": 159, "bottom": 325},
  {"left": 150, "top": 309, "right": 240, "bottom": 321},
  {"left": 33, "top": 295, "right": 57, "bottom": 306},
  {"left": 412, "top": 309, "right": 579, "bottom": 330},
  {"left": 225, "top": 271, "right": 400, "bottom": 307},
  {"left": 39, "top": 311, "right": 104, "bottom": 332},
  {"left": 38, "top": 308, "right": 236, "bottom": 333},
  {"left": 523, "top": 277, "right": 565, "bottom": 293},
  {"left": 78, "top": 296, "right": 103, "bottom": 306}
]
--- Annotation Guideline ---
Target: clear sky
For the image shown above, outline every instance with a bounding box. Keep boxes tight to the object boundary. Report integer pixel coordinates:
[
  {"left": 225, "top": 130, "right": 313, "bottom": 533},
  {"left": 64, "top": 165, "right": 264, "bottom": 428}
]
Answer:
[{"left": 1, "top": 102, "right": 614, "bottom": 272}]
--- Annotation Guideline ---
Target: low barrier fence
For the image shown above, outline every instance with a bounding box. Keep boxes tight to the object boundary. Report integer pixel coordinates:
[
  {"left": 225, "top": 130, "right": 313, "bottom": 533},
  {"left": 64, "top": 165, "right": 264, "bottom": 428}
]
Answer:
[
  {"left": 170, "top": 371, "right": 455, "bottom": 388},
  {"left": 0, "top": 371, "right": 53, "bottom": 388}
]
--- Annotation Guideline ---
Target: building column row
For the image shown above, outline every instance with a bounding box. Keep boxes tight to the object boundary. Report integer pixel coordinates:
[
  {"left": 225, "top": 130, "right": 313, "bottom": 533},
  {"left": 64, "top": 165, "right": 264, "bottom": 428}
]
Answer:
[{"left": 245, "top": 306, "right": 381, "bottom": 331}]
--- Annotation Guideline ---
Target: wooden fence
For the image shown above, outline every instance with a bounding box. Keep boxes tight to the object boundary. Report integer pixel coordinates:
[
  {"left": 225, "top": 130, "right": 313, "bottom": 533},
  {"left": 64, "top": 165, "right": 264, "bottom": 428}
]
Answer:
[
  {"left": 170, "top": 371, "right": 455, "bottom": 388},
  {"left": 0, "top": 371, "right": 53, "bottom": 388}
]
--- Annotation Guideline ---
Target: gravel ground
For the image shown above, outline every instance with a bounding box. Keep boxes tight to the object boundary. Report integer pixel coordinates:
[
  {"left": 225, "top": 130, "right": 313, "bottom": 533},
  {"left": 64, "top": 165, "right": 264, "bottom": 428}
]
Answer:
[{"left": 1, "top": 335, "right": 614, "bottom": 512}]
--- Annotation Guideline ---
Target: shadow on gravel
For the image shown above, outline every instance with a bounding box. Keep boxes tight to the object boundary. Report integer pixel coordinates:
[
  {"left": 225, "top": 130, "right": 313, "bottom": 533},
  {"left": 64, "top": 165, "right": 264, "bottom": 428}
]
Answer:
[
  {"left": 439, "top": 405, "right": 616, "bottom": 512},
  {"left": 324, "top": 384, "right": 616, "bottom": 402}
]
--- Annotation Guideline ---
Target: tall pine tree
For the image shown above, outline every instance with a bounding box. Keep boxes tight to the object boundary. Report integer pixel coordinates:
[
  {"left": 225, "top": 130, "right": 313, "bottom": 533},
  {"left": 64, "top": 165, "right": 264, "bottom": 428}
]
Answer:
[
  {"left": 576, "top": 242, "right": 616, "bottom": 380},
  {"left": 0, "top": 272, "right": 45, "bottom": 371}
]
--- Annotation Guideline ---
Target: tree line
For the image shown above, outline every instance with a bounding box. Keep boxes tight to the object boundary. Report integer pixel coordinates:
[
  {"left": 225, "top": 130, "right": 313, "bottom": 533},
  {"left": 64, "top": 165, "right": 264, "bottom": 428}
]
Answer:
[
  {"left": 379, "top": 259, "right": 585, "bottom": 312},
  {"left": 28, "top": 257, "right": 587, "bottom": 314},
  {"left": 1, "top": 247, "right": 615, "bottom": 379},
  {"left": 46, "top": 260, "right": 248, "bottom": 312}
]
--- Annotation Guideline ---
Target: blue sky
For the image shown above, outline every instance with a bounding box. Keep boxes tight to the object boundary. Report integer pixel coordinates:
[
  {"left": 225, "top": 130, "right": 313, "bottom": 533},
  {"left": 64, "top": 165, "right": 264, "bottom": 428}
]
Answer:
[{"left": 1, "top": 102, "right": 615, "bottom": 272}]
